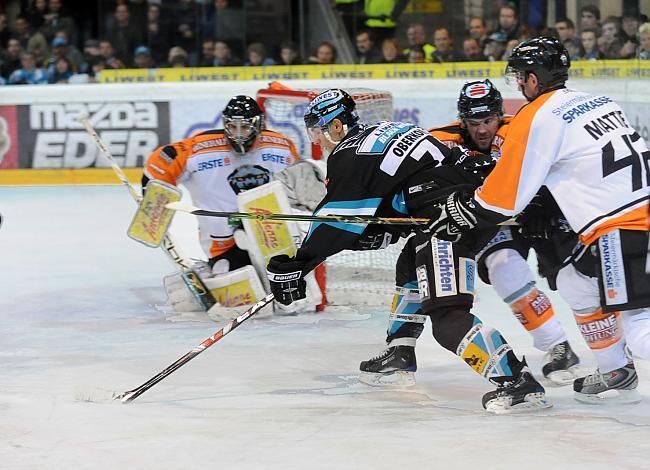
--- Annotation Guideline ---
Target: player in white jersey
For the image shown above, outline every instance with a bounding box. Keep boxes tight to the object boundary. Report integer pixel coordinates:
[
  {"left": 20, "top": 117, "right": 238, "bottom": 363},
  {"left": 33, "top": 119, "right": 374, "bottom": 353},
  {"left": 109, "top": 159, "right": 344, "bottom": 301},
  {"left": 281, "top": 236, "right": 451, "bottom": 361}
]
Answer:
[{"left": 427, "top": 37, "right": 650, "bottom": 403}]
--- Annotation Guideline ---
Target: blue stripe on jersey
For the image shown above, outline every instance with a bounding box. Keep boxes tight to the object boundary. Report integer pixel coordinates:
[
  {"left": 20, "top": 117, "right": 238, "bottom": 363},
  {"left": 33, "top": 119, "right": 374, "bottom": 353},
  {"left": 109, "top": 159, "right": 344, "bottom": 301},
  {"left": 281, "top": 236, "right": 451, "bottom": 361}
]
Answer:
[
  {"left": 305, "top": 198, "right": 382, "bottom": 239},
  {"left": 392, "top": 191, "right": 408, "bottom": 214}
]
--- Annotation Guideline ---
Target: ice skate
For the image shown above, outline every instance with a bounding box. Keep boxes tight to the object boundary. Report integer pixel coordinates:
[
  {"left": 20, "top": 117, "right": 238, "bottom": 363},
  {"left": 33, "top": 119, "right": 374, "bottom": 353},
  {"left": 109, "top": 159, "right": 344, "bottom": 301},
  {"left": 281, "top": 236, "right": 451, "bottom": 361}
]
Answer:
[
  {"left": 573, "top": 362, "right": 641, "bottom": 405},
  {"left": 359, "top": 345, "right": 416, "bottom": 387},
  {"left": 482, "top": 366, "right": 552, "bottom": 414},
  {"left": 542, "top": 341, "right": 581, "bottom": 386}
]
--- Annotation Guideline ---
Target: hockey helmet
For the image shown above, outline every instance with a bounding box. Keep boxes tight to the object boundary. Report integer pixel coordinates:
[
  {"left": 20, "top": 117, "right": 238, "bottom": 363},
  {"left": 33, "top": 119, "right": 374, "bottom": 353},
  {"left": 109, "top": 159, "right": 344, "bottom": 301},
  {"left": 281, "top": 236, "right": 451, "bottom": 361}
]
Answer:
[
  {"left": 457, "top": 79, "right": 504, "bottom": 120},
  {"left": 304, "top": 89, "right": 359, "bottom": 143},
  {"left": 222, "top": 95, "right": 264, "bottom": 154},
  {"left": 505, "top": 36, "right": 570, "bottom": 90}
]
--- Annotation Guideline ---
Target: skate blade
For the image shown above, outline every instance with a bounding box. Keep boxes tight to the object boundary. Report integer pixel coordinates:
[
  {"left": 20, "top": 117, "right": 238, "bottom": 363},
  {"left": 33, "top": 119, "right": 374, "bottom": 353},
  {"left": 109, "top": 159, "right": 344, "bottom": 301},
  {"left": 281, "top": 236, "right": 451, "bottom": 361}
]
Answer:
[
  {"left": 485, "top": 392, "right": 552, "bottom": 415},
  {"left": 573, "top": 388, "right": 642, "bottom": 405},
  {"left": 359, "top": 370, "right": 416, "bottom": 388},
  {"left": 545, "top": 365, "right": 582, "bottom": 386}
]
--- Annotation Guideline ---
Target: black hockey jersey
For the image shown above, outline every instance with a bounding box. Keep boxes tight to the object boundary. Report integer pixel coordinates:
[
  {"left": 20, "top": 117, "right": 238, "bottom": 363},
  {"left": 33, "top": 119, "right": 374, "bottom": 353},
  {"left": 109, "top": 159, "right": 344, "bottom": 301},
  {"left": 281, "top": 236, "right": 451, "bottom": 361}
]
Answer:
[{"left": 297, "top": 121, "right": 455, "bottom": 271}]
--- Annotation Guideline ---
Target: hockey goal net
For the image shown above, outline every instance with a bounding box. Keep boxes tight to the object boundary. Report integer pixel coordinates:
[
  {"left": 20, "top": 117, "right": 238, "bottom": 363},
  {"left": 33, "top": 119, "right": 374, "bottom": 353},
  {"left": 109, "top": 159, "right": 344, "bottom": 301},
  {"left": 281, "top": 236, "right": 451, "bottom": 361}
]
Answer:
[{"left": 257, "top": 83, "right": 406, "bottom": 308}]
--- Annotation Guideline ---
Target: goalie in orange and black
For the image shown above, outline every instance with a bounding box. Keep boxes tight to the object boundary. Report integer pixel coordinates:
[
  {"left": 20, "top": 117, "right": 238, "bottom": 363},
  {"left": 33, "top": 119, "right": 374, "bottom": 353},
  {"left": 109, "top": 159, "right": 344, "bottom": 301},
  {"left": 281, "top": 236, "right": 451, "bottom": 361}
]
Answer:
[
  {"left": 265, "top": 88, "right": 551, "bottom": 414},
  {"left": 365, "top": 79, "right": 582, "bottom": 386}
]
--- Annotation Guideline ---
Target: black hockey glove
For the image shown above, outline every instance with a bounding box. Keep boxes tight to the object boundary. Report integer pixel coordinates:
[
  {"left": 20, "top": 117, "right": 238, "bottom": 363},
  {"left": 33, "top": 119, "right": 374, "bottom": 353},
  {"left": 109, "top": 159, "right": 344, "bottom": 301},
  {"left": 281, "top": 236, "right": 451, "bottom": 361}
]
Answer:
[
  {"left": 266, "top": 254, "right": 308, "bottom": 305},
  {"left": 427, "top": 190, "right": 478, "bottom": 242},
  {"left": 442, "top": 146, "right": 496, "bottom": 182},
  {"left": 352, "top": 225, "right": 404, "bottom": 251},
  {"left": 516, "top": 195, "right": 558, "bottom": 240}
]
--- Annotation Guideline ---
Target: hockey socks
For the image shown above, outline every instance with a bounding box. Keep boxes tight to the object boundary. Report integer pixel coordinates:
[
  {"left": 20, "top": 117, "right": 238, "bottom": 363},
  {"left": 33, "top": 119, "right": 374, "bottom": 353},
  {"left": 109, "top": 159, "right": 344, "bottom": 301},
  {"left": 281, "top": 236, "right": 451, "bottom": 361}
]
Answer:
[{"left": 386, "top": 283, "right": 426, "bottom": 347}]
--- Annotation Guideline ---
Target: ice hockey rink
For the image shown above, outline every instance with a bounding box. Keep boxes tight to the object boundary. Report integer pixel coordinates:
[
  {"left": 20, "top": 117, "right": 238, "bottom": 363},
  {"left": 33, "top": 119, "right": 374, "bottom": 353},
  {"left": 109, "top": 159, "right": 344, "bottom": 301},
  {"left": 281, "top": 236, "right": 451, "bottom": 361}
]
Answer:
[{"left": 2, "top": 184, "right": 650, "bottom": 470}]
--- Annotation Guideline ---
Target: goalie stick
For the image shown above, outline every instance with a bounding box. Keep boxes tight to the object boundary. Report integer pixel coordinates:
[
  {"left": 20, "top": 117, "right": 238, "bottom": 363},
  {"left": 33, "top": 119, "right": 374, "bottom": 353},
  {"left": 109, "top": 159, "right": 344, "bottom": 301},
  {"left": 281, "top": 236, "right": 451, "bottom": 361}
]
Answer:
[
  {"left": 79, "top": 293, "right": 274, "bottom": 404},
  {"left": 77, "top": 114, "right": 217, "bottom": 311},
  {"left": 166, "top": 201, "right": 431, "bottom": 225}
]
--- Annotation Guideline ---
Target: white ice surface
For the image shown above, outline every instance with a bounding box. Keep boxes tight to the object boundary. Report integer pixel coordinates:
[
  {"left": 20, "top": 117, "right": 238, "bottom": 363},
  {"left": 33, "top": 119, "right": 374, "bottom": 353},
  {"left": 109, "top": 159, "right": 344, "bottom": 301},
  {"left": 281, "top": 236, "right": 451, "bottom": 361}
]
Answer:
[{"left": 1, "top": 186, "right": 650, "bottom": 470}]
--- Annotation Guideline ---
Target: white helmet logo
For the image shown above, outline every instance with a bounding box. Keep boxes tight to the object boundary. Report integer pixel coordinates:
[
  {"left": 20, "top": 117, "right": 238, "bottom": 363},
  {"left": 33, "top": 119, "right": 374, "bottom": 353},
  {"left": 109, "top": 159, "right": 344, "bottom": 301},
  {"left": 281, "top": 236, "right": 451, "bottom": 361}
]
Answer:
[{"left": 465, "top": 82, "right": 491, "bottom": 98}]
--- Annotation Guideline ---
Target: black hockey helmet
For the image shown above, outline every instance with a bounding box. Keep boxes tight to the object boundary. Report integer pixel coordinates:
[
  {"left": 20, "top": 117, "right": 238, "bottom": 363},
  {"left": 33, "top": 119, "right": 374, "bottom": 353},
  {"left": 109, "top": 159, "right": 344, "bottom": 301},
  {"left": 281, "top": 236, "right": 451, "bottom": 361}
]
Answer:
[
  {"left": 505, "top": 36, "right": 570, "bottom": 90},
  {"left": 222, "top": 95, "right": 264, "bottom": 154},
  {"left": 457, "top": 79, "right": 504, "bottom": 120},
  {"left": 304, "top": 89, "right": 359, "bottom": 131}
]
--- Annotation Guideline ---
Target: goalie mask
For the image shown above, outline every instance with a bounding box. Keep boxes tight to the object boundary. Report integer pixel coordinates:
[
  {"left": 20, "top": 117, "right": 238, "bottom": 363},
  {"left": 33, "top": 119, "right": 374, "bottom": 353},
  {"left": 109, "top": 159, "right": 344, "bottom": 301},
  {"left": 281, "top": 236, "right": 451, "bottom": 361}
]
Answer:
[
  {"left": 304, "top": 89, "right": 359, "bottom": 145},
  {"left": 457, "top": 79, "right": 504, "bottom": 121},
  {"left": 223, "top": 95, "right": 264, "bottom": 154}
]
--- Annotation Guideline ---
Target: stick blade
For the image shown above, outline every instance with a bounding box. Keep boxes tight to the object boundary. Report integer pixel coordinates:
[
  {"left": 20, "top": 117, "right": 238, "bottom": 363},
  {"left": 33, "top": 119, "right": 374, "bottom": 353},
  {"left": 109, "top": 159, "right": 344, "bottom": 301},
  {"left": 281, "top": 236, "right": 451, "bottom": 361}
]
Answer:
[
  {"left": 165, "top": 201, "right": 198, "bottom": 213},
  {"left": 74, "top": 386, "right": 125, "bottom": 404}
]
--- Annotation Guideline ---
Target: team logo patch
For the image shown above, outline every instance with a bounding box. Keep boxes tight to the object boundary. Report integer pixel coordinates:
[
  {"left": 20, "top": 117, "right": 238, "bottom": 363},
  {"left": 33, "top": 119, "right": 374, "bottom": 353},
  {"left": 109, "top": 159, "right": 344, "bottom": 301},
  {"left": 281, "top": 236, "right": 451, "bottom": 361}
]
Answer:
[
  {"left": 459, "top": 257, "right": 476, "bottom": 294},
  {"left": 464, "top": 82, "right": 491, "bottom": 98},
  {"left": 416, "top": 265, "right": 430, "bottom": 301},
  {"left": 227, "top": 164, "right": 271, "bottom": 194}
]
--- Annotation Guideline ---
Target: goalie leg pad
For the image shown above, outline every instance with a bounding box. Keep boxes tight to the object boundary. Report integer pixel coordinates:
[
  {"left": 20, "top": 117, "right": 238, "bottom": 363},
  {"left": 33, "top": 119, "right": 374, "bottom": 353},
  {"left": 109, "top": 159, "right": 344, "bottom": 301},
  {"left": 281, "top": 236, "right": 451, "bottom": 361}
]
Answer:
[{"left": 164, "top": 273, "right": 206, "bottom": 313}]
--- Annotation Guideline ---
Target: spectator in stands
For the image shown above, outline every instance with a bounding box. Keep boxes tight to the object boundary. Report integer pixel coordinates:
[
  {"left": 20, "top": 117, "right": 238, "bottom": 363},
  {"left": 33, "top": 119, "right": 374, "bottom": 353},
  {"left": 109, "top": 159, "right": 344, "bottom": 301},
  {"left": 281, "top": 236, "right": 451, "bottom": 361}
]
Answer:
[
  {"left": 308, "top": 42, "right": 337, "bottom": 65},
  {"left": 82, "top": 39, "right": 102, "bottom": 73},
  {"left": 202, "top": 0, "right": 245, "bottom": 58},
  {"left": 555, "top": 18, "right": 578, "bottom": 43},
  {"left": 105, "top": 3, "right": 145, "bottom": 67},
  {"left": 407, "top": 45, "right": 425, "bottom": 63},
  {"left": 168, "top": 46, "right": 189, "bottom": 68},
  {"left": 638, "top": 23, "right": 650, "bottom": 59},
  {"left": 355, "top": 30, "right": 380, "bottom": 64},
  {"left": 579, "top": 4, "right": 601, "bottom": 33},
  {"left": 468, "top": 17, "right": 489, "bottom": 48},
  {"left": 171, "top": 0, "right": 199, "bottom": 60},
  {"left": 380, "top": 38, "right": 403, "bottom": 63},
  {"left": 48, "top": 56, "right": 73, "bottom": 83},
  {"left": 200, "top": 39, "right": 216, "bottom": 67},
  {"left": 134, "top": 46, "right": 154, "bottom": 68},
  {"left": 279, "top": 42, "right": 301, "bottom": 65},
  {"left": 1, "top": 39, "right": 23, "bottom": 79},
  {"left": 8, "top": 51, "right": 48, "bottom": 84},
  {"left": 245, "top": 42, "right": 276, "bottom": 66},
  {"left": 12, "top": 15, "right": 48, "bottom": 58},
  {"left": 25, "top": 0, "right": 48, "bottom": 31},
  {"left": 563, "top": 38, "right": 581, "bottom": 60},
  {"left": 462, "top": 37, "right": 486, "bottom": 61},
  {"left": 619, "top": 14, "right": 640, "bottom": 58},
  {"left": 88, "top": 57, "right": 106, "bottom": 81},
  {"left": 99, "top": 40, "right": 125, "bottom": 69},
  {"left": 403, "top": 23, "right": 435, "bottom": 62},
  {"left": 52, "top": 30, "right": 83, "bottom": 71},
  {"left": 214, "top": 41, "right": 242, "bottom": 66},
  {"left": 579, "top": 29, "right": 603, "bottom": 60},
  {"left": 431, "top": 27, "right": 459, "bottom": 63},
  {"left": 496, "top": 3, "right": 522, "bottom": 41},
  {"left": 146, "top": 3, "right": 170, "bottom": 67},
  {"left": 598, "top": 16, "right": 623, "bottom": 59},
  {"left": 0, "top": 13, "right": 10, "bottom": 48},
  {"left": 363, "top": 0, "right": 410, "bottom": 43},
  {"left": 40, "top": 0, "right": 75, "bottom": 44},
  {"left": 483, "top": 31, "right": 507, "bottom": 61},
  {"left": 43, "top": 37, "right": 77, "bottom": 75}
]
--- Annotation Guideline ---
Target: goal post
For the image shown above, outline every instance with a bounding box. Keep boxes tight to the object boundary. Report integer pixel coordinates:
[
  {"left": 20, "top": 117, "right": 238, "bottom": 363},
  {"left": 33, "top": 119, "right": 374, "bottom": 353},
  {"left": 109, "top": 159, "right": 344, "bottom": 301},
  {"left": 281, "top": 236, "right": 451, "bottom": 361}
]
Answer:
[{"left": 256, "top": 82, "right": 405, "bottom": 309}]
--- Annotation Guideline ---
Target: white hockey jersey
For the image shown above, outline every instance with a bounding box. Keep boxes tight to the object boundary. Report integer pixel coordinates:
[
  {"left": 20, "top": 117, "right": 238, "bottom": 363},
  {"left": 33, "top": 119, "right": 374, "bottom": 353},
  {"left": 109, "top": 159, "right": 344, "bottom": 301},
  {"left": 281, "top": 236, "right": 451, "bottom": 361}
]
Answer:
[
  {"left": 475, "top": 87, "right": 649, "bottom": 245},
  {"left": 144, "top": 129, "right": 299, "bottom": 258}
]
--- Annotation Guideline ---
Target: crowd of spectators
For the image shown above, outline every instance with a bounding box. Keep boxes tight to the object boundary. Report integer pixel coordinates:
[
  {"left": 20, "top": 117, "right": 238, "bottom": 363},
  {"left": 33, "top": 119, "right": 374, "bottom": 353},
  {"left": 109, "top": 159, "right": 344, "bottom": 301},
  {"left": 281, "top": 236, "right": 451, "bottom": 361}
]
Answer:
[{"left": 0, "top": 1, "right": 648, "bottom": 86}]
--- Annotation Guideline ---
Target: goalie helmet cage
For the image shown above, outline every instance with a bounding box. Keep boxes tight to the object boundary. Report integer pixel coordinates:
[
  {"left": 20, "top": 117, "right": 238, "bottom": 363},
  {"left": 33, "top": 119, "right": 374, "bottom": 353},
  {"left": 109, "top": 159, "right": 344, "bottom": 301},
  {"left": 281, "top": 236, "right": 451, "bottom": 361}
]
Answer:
[{"left": 256, "top": 83, "right": 404, "bottom": 308}]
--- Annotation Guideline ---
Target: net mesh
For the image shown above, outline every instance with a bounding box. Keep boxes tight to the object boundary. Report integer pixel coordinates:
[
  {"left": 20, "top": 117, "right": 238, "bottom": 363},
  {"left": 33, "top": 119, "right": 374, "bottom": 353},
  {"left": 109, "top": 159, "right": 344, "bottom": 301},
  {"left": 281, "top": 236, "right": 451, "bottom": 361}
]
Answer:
[{"left": 257, "top": 85, "right": 399, "bottom": 307}]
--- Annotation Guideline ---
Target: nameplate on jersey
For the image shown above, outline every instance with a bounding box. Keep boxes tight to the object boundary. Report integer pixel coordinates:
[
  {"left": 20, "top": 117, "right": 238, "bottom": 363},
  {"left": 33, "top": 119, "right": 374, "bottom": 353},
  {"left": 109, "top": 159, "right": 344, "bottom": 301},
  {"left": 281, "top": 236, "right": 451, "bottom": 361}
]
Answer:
[
  {"left": 380, "top": 127, "right": 444, "bottom": 176},
  {"left": 128, "top": 179, "right": 182, "bottom": 248}
]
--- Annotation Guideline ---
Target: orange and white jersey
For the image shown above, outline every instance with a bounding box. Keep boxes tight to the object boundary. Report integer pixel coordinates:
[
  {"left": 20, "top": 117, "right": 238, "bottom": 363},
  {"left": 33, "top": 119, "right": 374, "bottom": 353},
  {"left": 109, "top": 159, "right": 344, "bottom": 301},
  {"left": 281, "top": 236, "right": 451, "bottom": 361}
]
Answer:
[
  {"left": 429, "top": 115, "right": 512, "bottom": 160},
  {"left": 476, "top": 88, "right": 650, "bottom": 246},
  {"left": 144, "top": 129, "right": 299, "bottom": 258}
]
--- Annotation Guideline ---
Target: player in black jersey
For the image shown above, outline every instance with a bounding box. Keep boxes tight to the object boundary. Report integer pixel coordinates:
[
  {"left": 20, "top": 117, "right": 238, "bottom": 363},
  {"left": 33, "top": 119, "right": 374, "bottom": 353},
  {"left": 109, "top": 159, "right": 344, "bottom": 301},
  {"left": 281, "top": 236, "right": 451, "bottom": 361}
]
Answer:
[{"left": 266, "top": 89, "right": 550, "bottom": 414}]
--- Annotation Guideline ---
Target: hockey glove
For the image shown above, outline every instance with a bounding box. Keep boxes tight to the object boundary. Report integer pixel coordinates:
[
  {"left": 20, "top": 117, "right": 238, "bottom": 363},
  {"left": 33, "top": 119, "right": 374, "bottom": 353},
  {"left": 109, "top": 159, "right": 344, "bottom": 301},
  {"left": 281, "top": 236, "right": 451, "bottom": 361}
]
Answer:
[
  {"left": 427, "top": 190, "right": 478, "bottom": 242},
  {"left": 352, "top": 225, "right": 403, "bottom": 251},
  {"left": 267, "top": 254, "right": 308, "bottom": 306}
]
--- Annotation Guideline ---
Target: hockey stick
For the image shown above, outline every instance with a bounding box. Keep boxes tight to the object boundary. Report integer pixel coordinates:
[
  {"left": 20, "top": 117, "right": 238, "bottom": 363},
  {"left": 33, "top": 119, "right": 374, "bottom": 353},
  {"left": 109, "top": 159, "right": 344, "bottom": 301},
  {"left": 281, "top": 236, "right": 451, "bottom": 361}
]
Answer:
[
  {"left": 80, "top": 293, "right": 275, "bottom": 404},
  {"left": 166, "top": 201, "right": 431, "bottom": 225},
  {"left": 77, "top": 114, "right": 217, "bottom": 310}
]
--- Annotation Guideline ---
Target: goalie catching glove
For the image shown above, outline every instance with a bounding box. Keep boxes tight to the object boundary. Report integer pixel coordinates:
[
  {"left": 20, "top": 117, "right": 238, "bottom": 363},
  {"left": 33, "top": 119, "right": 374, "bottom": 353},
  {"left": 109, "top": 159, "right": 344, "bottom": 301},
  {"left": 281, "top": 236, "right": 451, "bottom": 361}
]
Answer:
[
  {"left": 266, "top": 254, "right": 310, "bottom": 305},
  {"left": 426, "top": 189, "right": 479, "bottom": 242}
]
